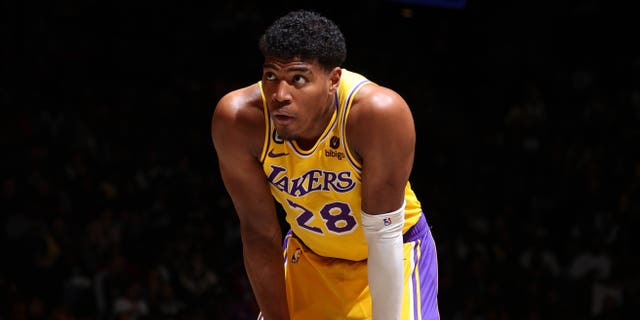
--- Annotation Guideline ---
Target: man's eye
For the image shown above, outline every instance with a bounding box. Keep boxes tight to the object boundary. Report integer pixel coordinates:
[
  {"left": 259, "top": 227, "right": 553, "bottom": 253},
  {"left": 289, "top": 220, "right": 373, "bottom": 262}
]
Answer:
[
  {"left": 292, "top": 75, "right": 306, "bottom": 84},
  {"left": 265, "top": 73, "right": 276, "bottom": 81}
]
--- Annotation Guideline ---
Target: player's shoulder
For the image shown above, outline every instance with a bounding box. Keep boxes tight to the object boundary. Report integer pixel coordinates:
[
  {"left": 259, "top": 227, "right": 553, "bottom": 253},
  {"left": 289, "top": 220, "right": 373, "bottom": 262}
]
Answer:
[
  {"left": 212, "top": 83, "right": 265, "bottom": 154},
  {"left": 346, "top": 77, "right": 414, "bottom": 147},
  {"left": 212, "top": 84, "right": 264, "bottom": 142},
  {"left": 213, "top": 83, "right": 265, "bottom": 127},
  {"left": 350, "top": 80, "right": 409, "bottom": 118},
  {"left": 216, "top": 83, "right": 263, "bottom": 115}
]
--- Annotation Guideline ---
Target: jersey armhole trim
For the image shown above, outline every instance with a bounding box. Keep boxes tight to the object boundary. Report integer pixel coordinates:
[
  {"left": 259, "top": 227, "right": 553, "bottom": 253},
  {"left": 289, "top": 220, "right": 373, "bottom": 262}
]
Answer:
[
  {"left": 258, "top": 81, "right": 271, "bottom": 163},
  {"left": 342, "top": 80, "right": 371, "bottom": 172}
]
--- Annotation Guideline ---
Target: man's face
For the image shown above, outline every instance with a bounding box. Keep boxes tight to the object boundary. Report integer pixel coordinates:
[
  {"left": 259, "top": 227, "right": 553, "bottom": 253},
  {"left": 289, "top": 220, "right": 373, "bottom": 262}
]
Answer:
[{"left": 261, "top": 56, "right": 340, "bottom": 143}]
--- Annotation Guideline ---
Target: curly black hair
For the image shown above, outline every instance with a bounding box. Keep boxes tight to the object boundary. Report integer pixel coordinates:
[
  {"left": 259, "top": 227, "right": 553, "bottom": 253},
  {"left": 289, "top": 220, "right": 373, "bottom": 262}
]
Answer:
[{"left": 258, "top": 10, "right": 347, "bottom": 70}]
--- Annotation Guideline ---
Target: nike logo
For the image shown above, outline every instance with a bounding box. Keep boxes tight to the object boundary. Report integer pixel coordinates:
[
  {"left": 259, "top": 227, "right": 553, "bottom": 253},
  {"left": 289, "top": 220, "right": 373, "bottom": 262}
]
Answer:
[{"left": 268, "top": 149, "right": 288, "bottom": 158}]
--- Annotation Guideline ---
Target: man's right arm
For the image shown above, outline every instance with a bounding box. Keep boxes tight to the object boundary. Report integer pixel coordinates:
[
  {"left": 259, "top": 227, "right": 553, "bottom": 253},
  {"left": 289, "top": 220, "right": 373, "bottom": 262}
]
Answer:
[{"left": 211, "top": 85, "right": 290, "bottom": 320}]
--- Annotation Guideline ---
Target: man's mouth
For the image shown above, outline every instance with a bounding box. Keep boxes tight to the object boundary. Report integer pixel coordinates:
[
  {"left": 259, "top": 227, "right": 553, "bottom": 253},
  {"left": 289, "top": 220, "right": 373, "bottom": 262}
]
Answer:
[{"left": 273, "top": 113, "right": 294, "bottom": 125}]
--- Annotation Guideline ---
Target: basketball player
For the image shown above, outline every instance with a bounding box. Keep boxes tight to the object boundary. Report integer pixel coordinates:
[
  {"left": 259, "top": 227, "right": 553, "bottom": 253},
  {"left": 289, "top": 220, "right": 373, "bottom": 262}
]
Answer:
[{"left": 212, "top": 10, "right": 439, "bottom": 320}]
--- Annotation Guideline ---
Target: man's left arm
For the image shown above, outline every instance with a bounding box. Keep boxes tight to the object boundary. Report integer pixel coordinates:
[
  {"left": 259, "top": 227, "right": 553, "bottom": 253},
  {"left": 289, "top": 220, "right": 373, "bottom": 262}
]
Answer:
[{"left": 348, "top": 84, "right": 417, "bottom": 320}]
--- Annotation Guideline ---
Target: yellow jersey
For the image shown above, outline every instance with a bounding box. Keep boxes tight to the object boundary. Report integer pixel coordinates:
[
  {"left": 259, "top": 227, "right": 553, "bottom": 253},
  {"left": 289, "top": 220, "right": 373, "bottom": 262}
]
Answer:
[{"left": 259, "top": 69, "right": 423, "bottom": 261}]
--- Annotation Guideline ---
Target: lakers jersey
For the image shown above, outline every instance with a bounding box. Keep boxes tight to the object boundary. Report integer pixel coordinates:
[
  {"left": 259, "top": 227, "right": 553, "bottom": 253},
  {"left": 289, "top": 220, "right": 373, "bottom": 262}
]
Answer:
[{"left": 259, "top": 69, "right": 423, "bottom": 261}]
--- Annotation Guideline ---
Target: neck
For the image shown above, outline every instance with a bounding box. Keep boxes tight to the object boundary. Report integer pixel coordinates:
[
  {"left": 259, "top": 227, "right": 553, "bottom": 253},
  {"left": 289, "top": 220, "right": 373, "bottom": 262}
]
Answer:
[{"left": 296, "top": 97, "right": 336, "bottom": 150}]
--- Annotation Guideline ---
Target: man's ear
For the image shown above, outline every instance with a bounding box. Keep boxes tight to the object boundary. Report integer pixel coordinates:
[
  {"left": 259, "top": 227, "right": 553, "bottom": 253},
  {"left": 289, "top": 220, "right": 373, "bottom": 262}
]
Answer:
[{"left": 329, "top": 67, "right": 342, "bottom": 93}]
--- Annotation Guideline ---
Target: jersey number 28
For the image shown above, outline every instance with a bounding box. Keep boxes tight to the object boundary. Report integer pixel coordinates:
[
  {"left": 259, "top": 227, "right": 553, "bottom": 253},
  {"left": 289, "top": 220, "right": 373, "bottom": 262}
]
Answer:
[{"left": 286, "top": 199, "right": 357, "bottom": 234}]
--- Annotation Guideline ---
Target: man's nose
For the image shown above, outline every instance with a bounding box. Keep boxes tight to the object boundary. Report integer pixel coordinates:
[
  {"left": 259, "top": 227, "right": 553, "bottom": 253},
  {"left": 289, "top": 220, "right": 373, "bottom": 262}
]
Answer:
[{"left": 273, "top": 80, "right": 292, "bottom": 103}]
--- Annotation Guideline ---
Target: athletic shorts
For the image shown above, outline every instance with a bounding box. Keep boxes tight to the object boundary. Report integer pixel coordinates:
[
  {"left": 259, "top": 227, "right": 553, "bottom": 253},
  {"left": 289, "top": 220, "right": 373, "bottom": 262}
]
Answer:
[{"left": 258, "top": 214, "right": 439, "bottom": 320}]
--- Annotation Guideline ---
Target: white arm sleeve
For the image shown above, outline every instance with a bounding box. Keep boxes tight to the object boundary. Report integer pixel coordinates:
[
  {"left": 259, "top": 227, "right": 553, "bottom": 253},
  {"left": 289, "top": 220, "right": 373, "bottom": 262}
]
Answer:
[{"left": 361, "top": 201, "right": 405, "bottom": 320}]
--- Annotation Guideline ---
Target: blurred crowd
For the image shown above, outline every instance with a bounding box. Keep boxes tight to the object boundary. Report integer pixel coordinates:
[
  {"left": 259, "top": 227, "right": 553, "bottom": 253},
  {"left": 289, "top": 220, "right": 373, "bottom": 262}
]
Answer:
[{"left": 2, "top": 0, "right": 638, "bottom": 319}]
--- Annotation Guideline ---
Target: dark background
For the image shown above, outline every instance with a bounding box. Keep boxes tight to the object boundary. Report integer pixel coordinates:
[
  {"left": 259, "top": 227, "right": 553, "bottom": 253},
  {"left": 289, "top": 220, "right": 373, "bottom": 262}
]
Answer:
[{"left": 2, "top": 0, "right": 639, "bottom": 319}]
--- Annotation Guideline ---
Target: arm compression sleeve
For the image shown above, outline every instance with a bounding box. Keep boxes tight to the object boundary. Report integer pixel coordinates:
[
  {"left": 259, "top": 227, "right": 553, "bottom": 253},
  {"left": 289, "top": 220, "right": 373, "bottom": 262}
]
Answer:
[{"left": 361, "top": 201, "right": 405, "bottom": 320}]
